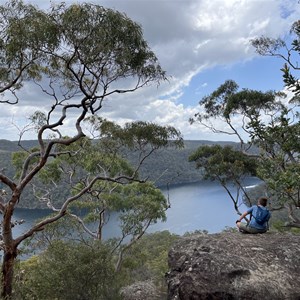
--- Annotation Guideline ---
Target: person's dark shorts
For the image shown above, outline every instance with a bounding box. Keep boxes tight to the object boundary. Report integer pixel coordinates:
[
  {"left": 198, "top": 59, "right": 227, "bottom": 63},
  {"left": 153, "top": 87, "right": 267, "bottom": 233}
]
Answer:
[{"left": 239, "top": 222, "right": 267, "bottom": 234}]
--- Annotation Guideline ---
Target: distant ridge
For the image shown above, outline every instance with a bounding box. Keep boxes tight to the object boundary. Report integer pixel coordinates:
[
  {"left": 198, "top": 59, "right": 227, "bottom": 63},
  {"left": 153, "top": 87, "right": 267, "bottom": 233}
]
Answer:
[
  {"left": 0, "top": 139, "right": 38, "bottom": 152},
  {"left": 0, "top": 139, "right": 238, "bottom": 152},
  {"left": 0, "top": 139, "right": 240, "bottom": 208}
]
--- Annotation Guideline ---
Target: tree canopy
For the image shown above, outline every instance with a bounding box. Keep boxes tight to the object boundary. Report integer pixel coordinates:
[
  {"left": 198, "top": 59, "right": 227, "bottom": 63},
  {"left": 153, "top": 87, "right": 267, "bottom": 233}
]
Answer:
[
  {"left": 189, "top": 144, "right": 257, "bottom": 216},
  {"left": 190, "top": 18, "right": 300, "bottom": 227},
  {"left": 251, "top": 19, "right": 300, "bottom": 97},
  {"left": 0, "top": 1, "right": 180, "bottom": 298}
]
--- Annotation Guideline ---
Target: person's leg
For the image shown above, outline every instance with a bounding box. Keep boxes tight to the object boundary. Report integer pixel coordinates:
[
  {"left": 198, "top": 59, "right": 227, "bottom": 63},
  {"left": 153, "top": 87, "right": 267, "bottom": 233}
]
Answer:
[
  {"left": 238, "top": 222, "right": 267, "bottom": 234},
  {"left": 237, "top": 222, "right": 251, "bottom": 233}
]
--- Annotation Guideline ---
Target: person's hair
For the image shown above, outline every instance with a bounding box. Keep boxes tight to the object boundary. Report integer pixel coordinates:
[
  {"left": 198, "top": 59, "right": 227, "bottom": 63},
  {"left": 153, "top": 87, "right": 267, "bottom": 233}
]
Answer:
[{"left": 258, "top": 197, "right": 268, "bottom": 207}]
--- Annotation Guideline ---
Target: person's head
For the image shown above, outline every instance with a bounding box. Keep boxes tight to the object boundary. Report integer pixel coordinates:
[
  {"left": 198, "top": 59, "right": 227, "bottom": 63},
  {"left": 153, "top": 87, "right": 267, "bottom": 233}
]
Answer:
[{"left": 258, "top": 197, "right": 268, "bottom": 207}]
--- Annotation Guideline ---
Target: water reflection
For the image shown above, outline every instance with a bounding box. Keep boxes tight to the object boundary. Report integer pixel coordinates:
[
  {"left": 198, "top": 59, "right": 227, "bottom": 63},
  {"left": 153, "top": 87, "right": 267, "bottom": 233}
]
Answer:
[{"left": 12, "top": 178, "right": 261, "bottom": 239}]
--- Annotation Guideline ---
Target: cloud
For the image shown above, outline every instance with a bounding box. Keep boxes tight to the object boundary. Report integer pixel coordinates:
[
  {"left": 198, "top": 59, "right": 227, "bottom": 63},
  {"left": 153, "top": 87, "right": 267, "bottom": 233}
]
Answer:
[{"left": 0, "top": 0, "right": 299, "bottom": 141}]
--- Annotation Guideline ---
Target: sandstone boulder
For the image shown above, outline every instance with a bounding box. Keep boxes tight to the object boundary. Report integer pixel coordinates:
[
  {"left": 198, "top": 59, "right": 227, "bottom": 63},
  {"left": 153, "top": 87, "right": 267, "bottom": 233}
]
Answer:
[
  {"left": 166, "top": 232, "right": 300, "bottom": 300},
  {"left": 120, "top": 280, "right": 160, "bottom": 300}
]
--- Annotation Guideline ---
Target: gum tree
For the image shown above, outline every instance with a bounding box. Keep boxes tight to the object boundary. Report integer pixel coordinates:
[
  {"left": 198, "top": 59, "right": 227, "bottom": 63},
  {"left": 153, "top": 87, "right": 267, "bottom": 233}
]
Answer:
[
  {"left": 251, "top": 20, "right": 300, "bottom": 96},
  {"left": 189, "top": 144, "right": 257, "bottom": 218},
  {"left": 190, "top": 78, "right": 300, "bottom": 227},
  {"left": 249, "top": 20, "right": 300, "bottom": 226},
  {"left": 0, "top": 0, "right": 58, "bottom": 104},
  {"left": 0, "top": 2, "right": 179, "bottom": 298},
  {"left": 27, "top": 117, "right": 182, "bottom": 272}
]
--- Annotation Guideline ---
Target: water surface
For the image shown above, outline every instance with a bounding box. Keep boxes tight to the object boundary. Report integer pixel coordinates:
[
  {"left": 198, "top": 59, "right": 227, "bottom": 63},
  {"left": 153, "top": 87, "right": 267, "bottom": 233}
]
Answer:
[{"left": 12, "top": 178, "right": 261, "bottom": 239}]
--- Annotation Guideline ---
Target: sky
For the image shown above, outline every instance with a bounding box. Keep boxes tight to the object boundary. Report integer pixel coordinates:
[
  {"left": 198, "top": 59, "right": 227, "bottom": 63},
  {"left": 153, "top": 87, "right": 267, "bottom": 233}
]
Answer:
[{"left": 0, "top": 0, "right": 300, "bottom": 142}]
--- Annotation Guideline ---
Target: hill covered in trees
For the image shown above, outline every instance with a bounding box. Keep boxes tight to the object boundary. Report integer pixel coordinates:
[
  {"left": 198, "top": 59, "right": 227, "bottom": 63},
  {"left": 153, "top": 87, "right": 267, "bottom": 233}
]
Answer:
[{"left": 0, "top": 139, "right": 238, "bottom": 209}]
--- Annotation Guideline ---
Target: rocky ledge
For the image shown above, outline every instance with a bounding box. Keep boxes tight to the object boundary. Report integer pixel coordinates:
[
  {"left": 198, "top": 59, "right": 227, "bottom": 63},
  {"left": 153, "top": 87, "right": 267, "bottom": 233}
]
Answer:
[{"left": 166, "top": 232, "right": 300, "bottom": 300}]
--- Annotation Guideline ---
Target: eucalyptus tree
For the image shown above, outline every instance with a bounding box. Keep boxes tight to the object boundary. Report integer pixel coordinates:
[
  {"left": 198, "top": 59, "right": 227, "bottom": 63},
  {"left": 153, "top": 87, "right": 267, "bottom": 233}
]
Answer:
[
  {"left": 251, "top": 20, "right": 300, "bottom": 97},
  {"left": 0, "top": 1, "right": 177, "bottom": 298},
  {"left": 190, "top": 79, "right": 300, "bottom": 228},
  {"left": 29, "top": 117, "right": 182, "bottom": 272},
  {"left": 189, "top": 144, "right": 257, "bottom": 218},
  {"left": 190, "top": 80, "right": 285, "bottom": 148},
  {"left": 0, "top": 1, "right": 56, "bottom": 104},
  {"left": 249, "top": 20, "right": 300, "bottom": 226}
]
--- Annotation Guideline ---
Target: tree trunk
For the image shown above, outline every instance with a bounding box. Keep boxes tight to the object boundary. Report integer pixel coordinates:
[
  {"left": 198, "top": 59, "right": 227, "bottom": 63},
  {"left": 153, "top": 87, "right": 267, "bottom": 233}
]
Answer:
[
  {"left": 286, "top": 203, "right": 300, "bottom": 228},
  {"left": 97, "top": 209, "right": 105, "bottom": 240},
  {"left": 1, "top": 199, "right": 18, "bottom": 300},
  {"left": 1, "top": 245, "right": 17, "bottom": 300}
]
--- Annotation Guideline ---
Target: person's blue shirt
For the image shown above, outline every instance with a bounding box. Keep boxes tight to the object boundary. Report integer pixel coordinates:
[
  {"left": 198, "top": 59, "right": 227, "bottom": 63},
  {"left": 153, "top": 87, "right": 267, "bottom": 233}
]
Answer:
[{"left": 247, "top": 205, "right": 270, "bottom": 230}]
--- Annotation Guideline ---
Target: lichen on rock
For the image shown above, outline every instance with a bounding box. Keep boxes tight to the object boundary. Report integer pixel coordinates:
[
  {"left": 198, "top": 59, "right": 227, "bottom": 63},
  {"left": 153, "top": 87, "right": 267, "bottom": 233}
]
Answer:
[
  {"left": 120, "top": 280, "right": 160, "bottom": 300},
  {"left": 166, "top": 232, "right": 300, "bottom": 300}
]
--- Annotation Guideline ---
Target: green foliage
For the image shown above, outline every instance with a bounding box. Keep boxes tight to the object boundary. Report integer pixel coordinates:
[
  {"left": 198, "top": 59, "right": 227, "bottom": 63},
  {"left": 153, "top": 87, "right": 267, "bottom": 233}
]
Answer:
[
  {"left": 12, "top": 148, "right": 40, "bottom": 179},
  {"left": 29, "top": 111, "right": 47, "bottom": 132},
  {"left": 22, "top": 215, "right": 87, "bottom": 254},
  {"left": 120, "top": 231, "right": 179, "bottom": 295},
  {"left": 196, "top": 80, "right": 239, "bottom": 120},
  {"left": 15, "top": 231, "right": 180, "bottom": 300},
  {"left": 271, "top": 219, "right": 300, "bottom": 234},
  {"left": 250, "top": 109, "right": 300, "bottom": 209},
  {"left": 40, "top": 2, "right": 166, "bottom": 95},
  {"left": 116, "top": 182, "right": 168, "bottom": 235},
  {"left": 191, "top": 61, "right": 300, "bottom": 226},
  {"left": 15, "top": 240, "right": 121, "bottom": 300},
  {"left": 11, "top": 151, "right": 28, "bottom": 178},
  {"left": 183, "top": 229, "right": 209, "bottom": 236},
  {"left": 194, "top": 80, "right": 281, "bottom": 123},
  {"left": 121, "top": 121, "right": 184, "bottom": 149},
  {"left": 224, "top": 89, "right": 283, "bottom": 120},
  {"left": 257, "top": 158, "right": 300, "bottom": 207},
  {"left": 35, "top": 118, "right": 182, "bottom": 241},
  {"left": 189, "top": 144, "right": 257, "bottom": 183},
  {"left": 0, "top": 139, "right": 216, "bottom": 208},
  {"left": 0, "top": 0, "right": 58, "bottom": 96},
  {"left": 71, "top": 180, "right": 168, "bottom": 243},
  {"left": 15, "top": 118, "right": 181, "bottom": 265},
  {"left": 86, "top": 116, "right": 184, "bottom": 151},
  {"left": 0, "top": 1, "right": 174, "bottom": 299},
  {"left": 251, "top": 20, "right": 300, "bottom": 95}
]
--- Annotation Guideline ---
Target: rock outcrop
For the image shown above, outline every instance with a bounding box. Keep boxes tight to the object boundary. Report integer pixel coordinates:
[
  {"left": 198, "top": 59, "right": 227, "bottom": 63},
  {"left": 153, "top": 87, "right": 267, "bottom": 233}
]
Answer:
[
  {"left": 120, "top": 280, "right": 160, "bottom": 300},
  {"left": 166, "top": 232, "right": 300, "bottom": 300}
]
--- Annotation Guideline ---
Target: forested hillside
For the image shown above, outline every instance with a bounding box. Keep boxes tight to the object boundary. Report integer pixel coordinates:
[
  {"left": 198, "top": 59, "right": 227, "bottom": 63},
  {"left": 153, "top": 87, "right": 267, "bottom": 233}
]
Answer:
[
  {"left": 0, "top": 139, "right": 237, "bottom": 209},
  {"left": 135, "top": 140, "right": 239, "bottom": 186}
]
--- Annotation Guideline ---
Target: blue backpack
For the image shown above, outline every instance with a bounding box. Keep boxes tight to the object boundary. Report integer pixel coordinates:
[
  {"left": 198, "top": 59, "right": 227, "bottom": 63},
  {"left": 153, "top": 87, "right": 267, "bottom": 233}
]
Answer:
[{"left": 253, "top": 205, "right": 270, "bottom": 225}]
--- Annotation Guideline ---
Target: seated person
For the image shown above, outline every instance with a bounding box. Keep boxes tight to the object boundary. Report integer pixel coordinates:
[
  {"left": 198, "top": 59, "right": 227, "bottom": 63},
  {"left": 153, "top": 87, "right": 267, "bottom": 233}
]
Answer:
[{"left": 236, "top": 197, "right": 271, "bottom": 234}]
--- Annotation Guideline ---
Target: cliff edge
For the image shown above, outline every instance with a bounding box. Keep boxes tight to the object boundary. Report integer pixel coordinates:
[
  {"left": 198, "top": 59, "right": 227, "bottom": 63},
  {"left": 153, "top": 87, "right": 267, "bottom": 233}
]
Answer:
[{"left": 166, "top": 232, "right": 300, "bottom": 300}]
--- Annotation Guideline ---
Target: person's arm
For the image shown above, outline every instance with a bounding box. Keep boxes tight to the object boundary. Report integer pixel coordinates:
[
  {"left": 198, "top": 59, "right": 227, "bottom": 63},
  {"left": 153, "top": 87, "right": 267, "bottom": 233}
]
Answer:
[
  {"left": 237, "top": 211, "right": 249, "bottom": 222},
  {"left": 236, "top": 207, "right": 253, "bottom": 224}
]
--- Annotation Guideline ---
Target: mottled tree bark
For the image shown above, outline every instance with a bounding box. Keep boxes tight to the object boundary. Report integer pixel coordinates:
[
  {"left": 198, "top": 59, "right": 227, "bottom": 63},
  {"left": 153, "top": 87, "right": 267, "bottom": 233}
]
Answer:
[{"left": 1, "top": 246, "right": 17, "bottom": 300}]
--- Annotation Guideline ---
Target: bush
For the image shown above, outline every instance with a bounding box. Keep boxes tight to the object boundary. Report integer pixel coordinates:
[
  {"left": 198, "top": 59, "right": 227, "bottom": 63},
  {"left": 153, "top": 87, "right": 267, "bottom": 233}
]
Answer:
[{"left": 14, "top": 240, "right": 122, "bottom": 300}]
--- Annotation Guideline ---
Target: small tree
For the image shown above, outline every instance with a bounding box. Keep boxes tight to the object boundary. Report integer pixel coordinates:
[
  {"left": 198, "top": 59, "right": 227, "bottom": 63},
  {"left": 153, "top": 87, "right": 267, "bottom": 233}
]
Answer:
[
  {"left": 0, "top": 2, "right": 181, "bottom": 298},
  {"left": 15, "top": 240, "right": 121, "bottom": 300},
  {"left": 16, "top": 230, "right": 180, "bottom": 300},
  {"left": 27, "top": 117, "right": 182, "bottom": 271},
  {"left": 189, "top": 144, "right": 257, "bottom": 217}
]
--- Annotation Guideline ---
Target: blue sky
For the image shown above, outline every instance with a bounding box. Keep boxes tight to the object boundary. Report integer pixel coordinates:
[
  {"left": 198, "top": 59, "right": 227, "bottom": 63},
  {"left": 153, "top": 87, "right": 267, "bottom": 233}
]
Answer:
[
  {"left": 178, "top": 56, "right": 286, "bottom": 107},
  {"left": 0, "top": 0, "right": 299, "bottom": 141}
]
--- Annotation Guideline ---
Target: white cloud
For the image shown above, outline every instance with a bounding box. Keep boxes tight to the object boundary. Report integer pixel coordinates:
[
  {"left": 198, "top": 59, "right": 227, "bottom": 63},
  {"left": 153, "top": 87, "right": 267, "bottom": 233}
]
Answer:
[{"left": 0, "top": 0, "right": 299, "bottom": 141}]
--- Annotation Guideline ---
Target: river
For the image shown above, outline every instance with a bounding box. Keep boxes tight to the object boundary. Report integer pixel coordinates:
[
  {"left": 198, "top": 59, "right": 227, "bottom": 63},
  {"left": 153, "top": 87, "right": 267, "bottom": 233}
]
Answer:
[{"left": 12, "top": 177, "right": 261, "bottom": 239}]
